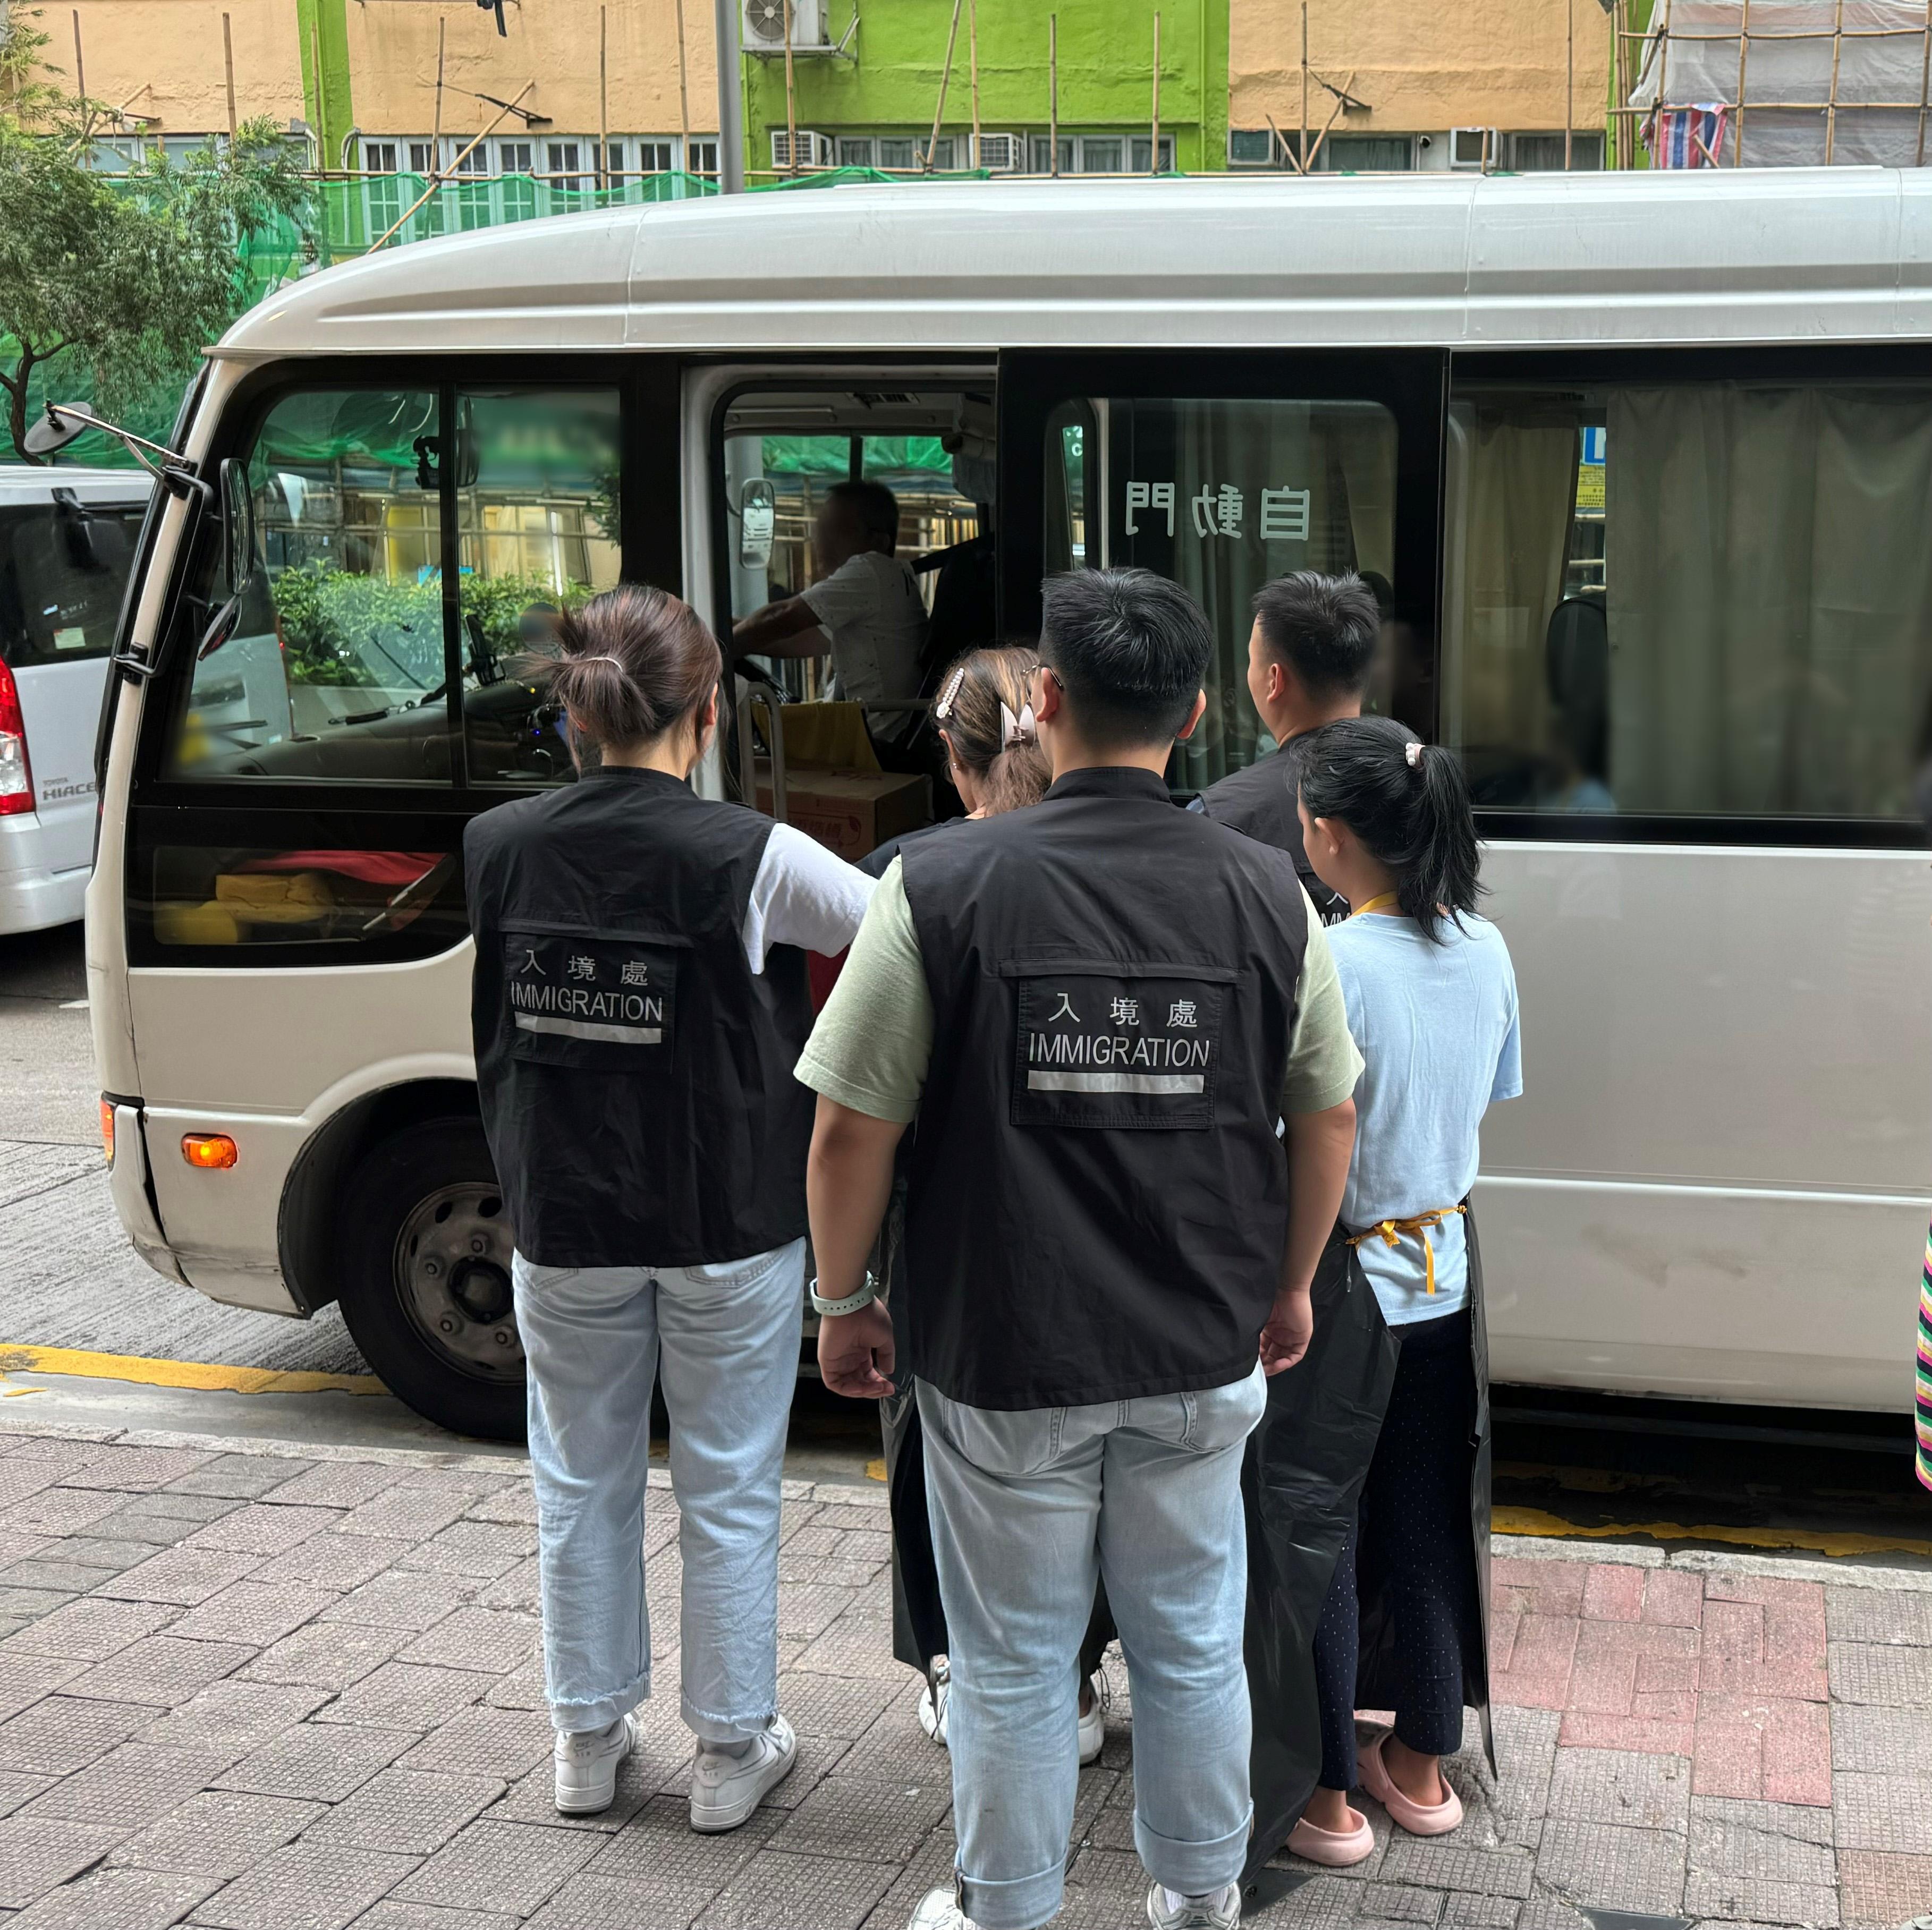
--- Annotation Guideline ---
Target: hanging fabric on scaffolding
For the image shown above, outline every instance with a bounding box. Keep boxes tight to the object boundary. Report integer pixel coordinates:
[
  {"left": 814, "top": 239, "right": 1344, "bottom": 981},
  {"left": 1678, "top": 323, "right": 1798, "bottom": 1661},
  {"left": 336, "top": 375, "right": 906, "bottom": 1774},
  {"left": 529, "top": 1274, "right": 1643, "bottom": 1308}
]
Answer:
[{"left": 1646, "top": 102, "right": 1732, "bottom": 164}]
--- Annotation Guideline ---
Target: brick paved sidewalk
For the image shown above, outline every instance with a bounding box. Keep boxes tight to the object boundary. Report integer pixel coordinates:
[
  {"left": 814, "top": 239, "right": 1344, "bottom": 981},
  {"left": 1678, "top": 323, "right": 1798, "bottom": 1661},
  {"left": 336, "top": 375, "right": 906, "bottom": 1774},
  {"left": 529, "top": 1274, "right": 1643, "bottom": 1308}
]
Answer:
[{"left": 2, "top": 1420, "right": 1928, "bottom": 1930}]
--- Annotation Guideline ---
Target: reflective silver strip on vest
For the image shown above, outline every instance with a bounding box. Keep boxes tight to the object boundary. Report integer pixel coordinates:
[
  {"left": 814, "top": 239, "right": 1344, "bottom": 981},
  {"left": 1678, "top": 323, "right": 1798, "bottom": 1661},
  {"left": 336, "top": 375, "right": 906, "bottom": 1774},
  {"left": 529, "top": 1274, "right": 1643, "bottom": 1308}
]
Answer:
[
  {"left": 1026, "top": 1070, "right": 1205, "bottom": 1095},
  {"left": 515, "top": 1013, "right": 663, "bottom": 1045}
]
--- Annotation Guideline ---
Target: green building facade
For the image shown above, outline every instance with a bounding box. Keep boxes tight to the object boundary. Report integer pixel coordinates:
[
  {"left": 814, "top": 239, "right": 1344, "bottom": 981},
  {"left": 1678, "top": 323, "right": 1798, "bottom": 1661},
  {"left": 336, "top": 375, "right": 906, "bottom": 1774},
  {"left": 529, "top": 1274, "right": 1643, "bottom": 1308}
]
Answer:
[{"left": 740, "top": 0, "right": 1229, "bottom": 181}]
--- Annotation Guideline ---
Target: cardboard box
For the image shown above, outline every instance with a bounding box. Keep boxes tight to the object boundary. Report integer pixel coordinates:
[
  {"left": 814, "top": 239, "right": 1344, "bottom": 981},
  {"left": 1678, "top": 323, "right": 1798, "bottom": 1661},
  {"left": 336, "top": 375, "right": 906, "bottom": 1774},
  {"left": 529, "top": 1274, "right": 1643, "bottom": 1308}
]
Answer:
[{"left": 755, "top": 763, "right": 931, "bottom": 862}]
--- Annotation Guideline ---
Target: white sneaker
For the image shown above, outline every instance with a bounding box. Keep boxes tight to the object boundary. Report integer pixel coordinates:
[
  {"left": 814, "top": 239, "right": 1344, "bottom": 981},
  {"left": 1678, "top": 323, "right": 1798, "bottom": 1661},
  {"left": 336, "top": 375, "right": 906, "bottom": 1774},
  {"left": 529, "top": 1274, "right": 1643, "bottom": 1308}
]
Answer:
[
  {"left": 1146, "top": 1880, "right": 1241, "bottom": 1929},
  {"left": 906, "top": 1889, "right": 973, "bottom": 1929},
  {"left": 1078, "top": 1671, "right": 1107, "bottom": 1766},
  {"left": 553, "top": 1712, "right": 637, "bottom": 1814},
  {"left": 689, "top": 1713, "right": 798, "bottom": 1832},
  {"left": 918, "top": 1661, "right": 951, "bottom": 1749}
]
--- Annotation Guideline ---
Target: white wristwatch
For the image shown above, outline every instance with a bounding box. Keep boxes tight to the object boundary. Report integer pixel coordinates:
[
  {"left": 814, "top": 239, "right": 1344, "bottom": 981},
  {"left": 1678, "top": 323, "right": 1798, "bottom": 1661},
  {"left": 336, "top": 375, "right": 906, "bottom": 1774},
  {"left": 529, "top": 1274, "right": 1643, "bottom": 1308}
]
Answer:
[{"left": 809, "top": 1272, "right": 879, "bottom": 1317}]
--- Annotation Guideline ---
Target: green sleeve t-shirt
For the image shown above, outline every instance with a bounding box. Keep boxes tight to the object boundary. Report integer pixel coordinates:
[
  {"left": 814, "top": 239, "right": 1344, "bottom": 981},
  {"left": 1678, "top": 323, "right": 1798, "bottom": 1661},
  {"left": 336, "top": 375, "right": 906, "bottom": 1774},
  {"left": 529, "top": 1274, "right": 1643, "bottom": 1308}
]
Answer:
[{"left": 795, "top": 857, "right": 1362, "bottom": 1126}]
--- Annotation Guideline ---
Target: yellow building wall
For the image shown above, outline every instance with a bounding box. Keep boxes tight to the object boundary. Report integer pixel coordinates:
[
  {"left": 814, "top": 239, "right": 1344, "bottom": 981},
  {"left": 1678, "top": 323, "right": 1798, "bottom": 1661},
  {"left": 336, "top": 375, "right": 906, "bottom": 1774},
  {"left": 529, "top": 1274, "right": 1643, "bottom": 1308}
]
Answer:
[
  {"left": 344, "top": 0, "right": 718, "bottom": 141},
  {"left": 70, "top": 0, "right": 304, "bottom": 135},
  {"left": 1231, "top": 0, "right": 1612, "bottom": 141}
]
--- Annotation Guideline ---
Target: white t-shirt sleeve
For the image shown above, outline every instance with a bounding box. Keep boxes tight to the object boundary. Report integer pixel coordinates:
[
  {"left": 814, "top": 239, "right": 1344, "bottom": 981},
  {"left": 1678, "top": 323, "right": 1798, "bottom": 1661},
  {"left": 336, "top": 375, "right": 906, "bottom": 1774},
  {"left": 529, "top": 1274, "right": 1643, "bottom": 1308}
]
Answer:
[
  {"left": 799, "top": 555, "right": 882, "bottom": 634},
  {"left": 741, "top": 822, "right": 876, "bottom": 971}
]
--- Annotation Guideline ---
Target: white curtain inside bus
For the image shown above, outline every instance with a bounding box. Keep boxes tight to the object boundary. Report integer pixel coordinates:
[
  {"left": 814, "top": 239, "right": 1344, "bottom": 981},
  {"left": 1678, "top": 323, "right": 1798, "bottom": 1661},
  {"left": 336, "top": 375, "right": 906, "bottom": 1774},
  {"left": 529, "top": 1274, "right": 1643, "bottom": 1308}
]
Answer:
[{"left": 1444, "top": 378, "right": 1932, "bottom": 822}]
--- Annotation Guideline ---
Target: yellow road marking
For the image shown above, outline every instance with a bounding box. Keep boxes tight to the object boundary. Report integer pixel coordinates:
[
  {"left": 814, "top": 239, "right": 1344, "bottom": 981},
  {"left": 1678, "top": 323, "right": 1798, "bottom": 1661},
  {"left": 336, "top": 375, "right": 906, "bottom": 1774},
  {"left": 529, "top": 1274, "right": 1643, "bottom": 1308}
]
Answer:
[
  {"left": 1494, "top": 1503, "right": 1932, "bottom": 1562},
  {"left": 0, "top": 1344, "right": 385, "bottom": 1398}
]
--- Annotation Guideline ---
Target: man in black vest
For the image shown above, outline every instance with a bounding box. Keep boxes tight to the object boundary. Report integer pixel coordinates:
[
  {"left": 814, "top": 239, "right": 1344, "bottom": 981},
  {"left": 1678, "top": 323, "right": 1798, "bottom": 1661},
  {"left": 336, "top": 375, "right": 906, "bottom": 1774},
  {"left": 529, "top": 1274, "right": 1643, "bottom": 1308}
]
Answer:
[
  {"left": 1197, "top": 571, "right": 1383, "bottom": 920},
  {"left": 797, "top": 569, "right": 1361, "bottom": 1930}
]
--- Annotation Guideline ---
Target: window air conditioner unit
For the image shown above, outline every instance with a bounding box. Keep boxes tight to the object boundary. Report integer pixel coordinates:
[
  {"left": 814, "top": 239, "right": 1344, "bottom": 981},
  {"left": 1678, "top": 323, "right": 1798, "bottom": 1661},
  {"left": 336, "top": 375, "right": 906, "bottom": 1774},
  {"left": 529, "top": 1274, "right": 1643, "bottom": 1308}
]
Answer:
[
  {"left": 1449, "top": 126, "right": 1497, "bottom": 169},
  {"left": 743, "top": 0, "right": 822, "bottom": 48},
  {"left": 975, "top": 132, "right": 1023, "bottom": 172},
  {"left": 770, "top": 129, "right": 834, "bottom": 170}
]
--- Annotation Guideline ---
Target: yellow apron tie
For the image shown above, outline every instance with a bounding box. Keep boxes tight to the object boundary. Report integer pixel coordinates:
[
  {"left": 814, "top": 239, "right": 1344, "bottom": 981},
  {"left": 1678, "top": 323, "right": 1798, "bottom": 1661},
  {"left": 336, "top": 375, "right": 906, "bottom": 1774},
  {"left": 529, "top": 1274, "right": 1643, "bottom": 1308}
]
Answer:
[{"left": 1343, "top": 1206, "right": 1468, "bottom": 1297}]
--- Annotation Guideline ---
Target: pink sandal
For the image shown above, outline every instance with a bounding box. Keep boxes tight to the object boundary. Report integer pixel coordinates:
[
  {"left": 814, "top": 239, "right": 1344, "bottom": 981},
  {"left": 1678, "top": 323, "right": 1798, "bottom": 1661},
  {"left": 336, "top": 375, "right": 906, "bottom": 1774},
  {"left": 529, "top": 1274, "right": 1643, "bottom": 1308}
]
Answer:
[
  {"left": 1360, "top": 1735, "right": 1463, "bottom": 1837},
  {"left": 1286, "top": 1806, "right": 1375, "bottom": 1867}
]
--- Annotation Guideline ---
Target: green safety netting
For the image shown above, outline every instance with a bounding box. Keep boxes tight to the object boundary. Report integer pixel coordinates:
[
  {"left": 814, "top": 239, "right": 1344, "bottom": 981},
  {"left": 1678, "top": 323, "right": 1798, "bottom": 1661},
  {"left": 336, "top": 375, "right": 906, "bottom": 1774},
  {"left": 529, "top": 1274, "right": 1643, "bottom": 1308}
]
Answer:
[
  {"left": 9, "top": 166, "right": 1006, "bottom": 470},
  {"left": 761, "top": 434, "right": 953, "bottom": 479}
]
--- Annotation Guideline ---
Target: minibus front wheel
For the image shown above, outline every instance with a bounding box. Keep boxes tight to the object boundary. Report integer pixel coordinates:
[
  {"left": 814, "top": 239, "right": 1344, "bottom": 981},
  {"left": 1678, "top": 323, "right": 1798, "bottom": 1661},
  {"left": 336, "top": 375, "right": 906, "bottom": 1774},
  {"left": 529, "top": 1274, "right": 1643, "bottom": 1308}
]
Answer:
[{"left": 337, "top": 1117, "right": 527, "bottom": 1442}]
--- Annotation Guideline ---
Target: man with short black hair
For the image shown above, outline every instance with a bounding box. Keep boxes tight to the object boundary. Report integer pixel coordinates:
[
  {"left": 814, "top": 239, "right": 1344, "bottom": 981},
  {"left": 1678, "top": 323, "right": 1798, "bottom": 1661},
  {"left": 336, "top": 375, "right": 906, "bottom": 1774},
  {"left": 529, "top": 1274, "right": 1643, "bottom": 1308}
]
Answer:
[
  {"left": 731, "top": 478, "right": 927, "bottom": 748},
  {"left": 1200, "top": 569, "right": 1383, "bottom": 917},
  {"left": 797, "top": 568, "right": 1362, "bottom": 1930}
]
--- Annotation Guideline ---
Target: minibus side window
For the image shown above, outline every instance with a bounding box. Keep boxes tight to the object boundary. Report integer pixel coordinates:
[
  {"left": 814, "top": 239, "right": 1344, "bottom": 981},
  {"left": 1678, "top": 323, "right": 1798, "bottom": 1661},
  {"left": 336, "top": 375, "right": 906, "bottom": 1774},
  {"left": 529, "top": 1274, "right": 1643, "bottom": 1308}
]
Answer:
[
  {"left": 1443, "top": 376, "right": 1932, "bottom": 826},
  {"left": 1044, "top": 396, "right": 1400, "bottom": 789},
  {"left": 162, "top": 387, "right": 453, "bottom": 785}
]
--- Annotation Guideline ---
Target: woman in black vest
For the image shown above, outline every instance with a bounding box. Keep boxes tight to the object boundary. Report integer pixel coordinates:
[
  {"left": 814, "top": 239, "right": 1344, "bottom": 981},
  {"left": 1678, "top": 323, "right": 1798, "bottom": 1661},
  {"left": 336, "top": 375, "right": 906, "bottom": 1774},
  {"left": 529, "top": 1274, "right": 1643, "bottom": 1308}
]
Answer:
[
  {"left": 861, "top": 646, "right": 1117, "bottom": 1763},
  {"left": 464, "top": 585, "right": 874, "bottom": 1830}
]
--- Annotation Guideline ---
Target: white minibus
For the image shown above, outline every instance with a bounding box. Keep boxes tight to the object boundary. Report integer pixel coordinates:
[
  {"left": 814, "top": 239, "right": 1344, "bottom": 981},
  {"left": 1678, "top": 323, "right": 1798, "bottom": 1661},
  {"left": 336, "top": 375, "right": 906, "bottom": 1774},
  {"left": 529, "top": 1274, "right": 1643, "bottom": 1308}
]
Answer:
[
  {"left": 86, "top": 171, "right": 1932, "bottom": 1438},
  {"left": 1, "top": 466, "right": 151, "bottom": 933}
]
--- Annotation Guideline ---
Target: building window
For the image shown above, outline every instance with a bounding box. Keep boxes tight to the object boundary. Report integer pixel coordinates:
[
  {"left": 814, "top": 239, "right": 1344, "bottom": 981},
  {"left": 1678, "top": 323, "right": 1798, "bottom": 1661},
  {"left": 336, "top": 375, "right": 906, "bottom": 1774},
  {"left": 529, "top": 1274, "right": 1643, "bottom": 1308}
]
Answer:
[
  {"left": 362, "top": 139, "right": 399, "bottom": 173},
  {"left": 597, "top": 140, "right": 626, "bottom": 182},
  {"left": 1130, "top": 135, "right": 1177, "bottom": 173},
  {"left": 838, "top": 135, "right": 875, "bottom": 168},
  {"left": 637, "top": 140, "right": 675, "bottom": 173},
  {"left": 688, "top": 138, "right": 718, "bottom": 176},
  {"left": 1228, "top": 128, "right": 1275, "bottom": 167},
  {"left": 1030, "top": 135, "right": 1075, "bottom": 173},
  {"left": 1317, "top": 134, "right": 1414, "bottom": 172},
  {"left": 1078, "top": 136, "right": 1123, "bottom": 173},
  {"left": 1509, "top": 131, "right": 1605, "bottom": 172},
  {"left": 921, "top": 136, "right": 959, "bottom": 171},
  {"left": 547, "top": 141, "right": 584, "bottom": 190},
  {"left": 879, "top": 137, "right": 918, "bottom": 170},
  {"left": 407, "top": 140, "right": 438, "bottom": 176}
]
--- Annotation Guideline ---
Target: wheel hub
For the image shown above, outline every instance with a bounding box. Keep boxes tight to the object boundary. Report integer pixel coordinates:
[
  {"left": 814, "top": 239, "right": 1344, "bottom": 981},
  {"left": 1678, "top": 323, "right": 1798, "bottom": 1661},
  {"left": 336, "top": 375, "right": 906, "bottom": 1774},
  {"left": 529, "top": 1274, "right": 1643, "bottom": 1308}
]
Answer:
[{"left": 394, "top": 1183, "right": 524, "bottom": 1381}]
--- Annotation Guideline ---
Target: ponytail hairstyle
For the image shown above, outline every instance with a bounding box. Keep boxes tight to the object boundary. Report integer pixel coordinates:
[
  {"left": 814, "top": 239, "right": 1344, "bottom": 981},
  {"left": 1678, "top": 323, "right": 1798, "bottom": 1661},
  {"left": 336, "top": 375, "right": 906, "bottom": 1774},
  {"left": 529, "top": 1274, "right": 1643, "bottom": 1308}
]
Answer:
[
  {"left": 543, "top": 584, "right": 722, "bottom": 752},
  {"left": 1298, "top": 715, "right": 1484, "bottom": 942},
  {"left": 930, "top": 644, "right": 1051, "bottom": 816}
]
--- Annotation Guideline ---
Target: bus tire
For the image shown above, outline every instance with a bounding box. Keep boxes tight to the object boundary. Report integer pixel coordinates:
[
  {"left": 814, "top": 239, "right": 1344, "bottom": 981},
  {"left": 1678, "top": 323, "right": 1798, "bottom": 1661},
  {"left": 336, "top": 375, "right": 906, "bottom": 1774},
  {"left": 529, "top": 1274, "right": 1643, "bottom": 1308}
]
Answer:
[{"left": 336, "top": 1118, "right": 527, "bottom": 1443}]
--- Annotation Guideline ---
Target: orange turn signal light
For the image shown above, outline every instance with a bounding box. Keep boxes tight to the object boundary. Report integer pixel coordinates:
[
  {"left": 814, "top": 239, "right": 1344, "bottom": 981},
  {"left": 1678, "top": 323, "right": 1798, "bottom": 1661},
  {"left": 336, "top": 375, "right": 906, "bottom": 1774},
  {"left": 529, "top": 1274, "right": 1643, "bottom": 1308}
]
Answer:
[
  {"left": 99, "top": 1099, "right": 115, "bottom": 1167},
  {"left": 181, "top": 1133, "right": 239, "bottom": 1170}
]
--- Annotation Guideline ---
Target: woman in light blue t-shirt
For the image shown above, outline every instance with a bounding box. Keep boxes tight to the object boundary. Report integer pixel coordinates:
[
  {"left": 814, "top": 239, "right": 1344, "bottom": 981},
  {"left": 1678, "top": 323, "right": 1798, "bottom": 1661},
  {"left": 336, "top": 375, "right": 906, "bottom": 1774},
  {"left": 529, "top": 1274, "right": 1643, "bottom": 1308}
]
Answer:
[{"left": 1286, "top": 715, "right": 1522, "bottom": 1868}]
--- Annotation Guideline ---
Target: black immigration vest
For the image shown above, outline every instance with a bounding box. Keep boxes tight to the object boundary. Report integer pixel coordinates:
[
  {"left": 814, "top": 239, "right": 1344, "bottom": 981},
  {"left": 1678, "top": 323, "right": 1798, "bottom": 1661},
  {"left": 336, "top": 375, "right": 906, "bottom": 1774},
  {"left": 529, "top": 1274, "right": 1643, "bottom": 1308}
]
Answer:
[
  {"left": 464, "top": 766, "right": 815, "bottom": 1267},
  {"left": 898, "top": 765, "right": 1310, "bottom": 1410},
  {"left": 1199, "top": 738, "right": 1348, "bottom": 922}
]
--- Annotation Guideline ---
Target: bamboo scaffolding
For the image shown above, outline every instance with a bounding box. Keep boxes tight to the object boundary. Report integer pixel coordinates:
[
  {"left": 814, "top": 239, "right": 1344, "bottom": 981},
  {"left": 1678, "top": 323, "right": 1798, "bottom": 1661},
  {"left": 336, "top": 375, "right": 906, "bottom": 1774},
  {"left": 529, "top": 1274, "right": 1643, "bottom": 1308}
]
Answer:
[
  {"left": 1303, "top": 68, "right": 1354, "bottom": 171},
  {"left": 783, "top": 0, "right": 798, "bottom": 173},
  {"left": 223, "top": 12, "right": 238, "bottom": 135},
  {"left": 925, "top": 0, "right": 963, "bottom": 171},
  {"left": 1734, "top": 0, "right": 1752, "bottom": 161},
  {"left": 368, "top": 82, "right": 534, "bottom": 249},
  {"left": 1299, "top": 3, "right": 1309, "bottom": 173},
  {"left": 1613, "top": 0, "right": 1932, "bottom": 165},
  {"left": 1566, "top": 0, "right": 1574, "bottom": 169},
  {"left": 674, "top": 0, "right": 691, "bottom": 147},
  {"left": 1150, "top": 12, "right": 1160, "bottom": 173},
  {"left": 1048, "top": 14, "right": 1058, "bottom": 174},
  {"left": 969, "top": 0, "right": 980, "bottom": 168},
  {"left": 597, "top": 6, "right": 608, "bottom": 189},
  {"left": 1919, "top": 4, "right": 1930, "bottom": 162}
]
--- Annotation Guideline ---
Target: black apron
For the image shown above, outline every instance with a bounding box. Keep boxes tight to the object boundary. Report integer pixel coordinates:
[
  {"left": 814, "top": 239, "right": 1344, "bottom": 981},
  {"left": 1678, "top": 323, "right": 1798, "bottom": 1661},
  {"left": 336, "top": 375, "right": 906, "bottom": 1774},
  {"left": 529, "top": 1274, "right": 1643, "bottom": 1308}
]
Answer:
[{"left": 1241, "top": 1205, "right": 1494, "bottom": 1883}]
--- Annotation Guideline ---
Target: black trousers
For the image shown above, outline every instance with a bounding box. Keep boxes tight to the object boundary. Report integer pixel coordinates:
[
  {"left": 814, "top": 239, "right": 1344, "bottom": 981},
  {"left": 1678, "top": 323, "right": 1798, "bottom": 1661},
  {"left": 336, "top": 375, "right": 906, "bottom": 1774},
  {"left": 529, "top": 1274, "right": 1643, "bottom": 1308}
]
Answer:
[{"left": 1313, "top": 1306, "right": 1480, "bottom": 1789}]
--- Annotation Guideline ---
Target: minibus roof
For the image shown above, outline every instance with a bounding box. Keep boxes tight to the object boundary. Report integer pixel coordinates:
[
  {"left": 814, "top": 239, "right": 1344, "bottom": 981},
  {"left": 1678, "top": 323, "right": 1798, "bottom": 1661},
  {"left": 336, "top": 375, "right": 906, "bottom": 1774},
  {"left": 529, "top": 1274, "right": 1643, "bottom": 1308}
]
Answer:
[{"left": 219, "top": 169, "right": 1932, "bottom": 362}]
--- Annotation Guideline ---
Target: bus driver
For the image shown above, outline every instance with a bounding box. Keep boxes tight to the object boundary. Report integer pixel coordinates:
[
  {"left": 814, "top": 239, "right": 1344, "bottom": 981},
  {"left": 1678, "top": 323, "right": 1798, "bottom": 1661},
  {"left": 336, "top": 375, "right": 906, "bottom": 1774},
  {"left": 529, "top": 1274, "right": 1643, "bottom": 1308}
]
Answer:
[{"left": 730, "top": 479, "right": 928, "bottom": 759}]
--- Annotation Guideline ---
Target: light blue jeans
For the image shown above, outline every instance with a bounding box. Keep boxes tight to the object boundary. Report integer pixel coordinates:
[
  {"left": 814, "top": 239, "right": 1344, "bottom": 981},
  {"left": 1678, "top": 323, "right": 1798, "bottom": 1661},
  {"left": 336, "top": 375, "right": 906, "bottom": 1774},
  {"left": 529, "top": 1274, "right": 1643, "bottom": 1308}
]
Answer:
[
  {"left": 918, "top": 1363, "right": 1268, "bottom": 1930},
  {"left": 512, "top": 1238, "right": 804, "bottom": 1741}
]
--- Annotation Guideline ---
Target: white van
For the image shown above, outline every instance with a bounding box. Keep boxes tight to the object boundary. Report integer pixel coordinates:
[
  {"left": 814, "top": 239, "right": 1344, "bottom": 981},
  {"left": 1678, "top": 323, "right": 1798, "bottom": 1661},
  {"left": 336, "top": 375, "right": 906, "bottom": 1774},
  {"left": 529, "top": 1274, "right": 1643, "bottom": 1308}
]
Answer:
[{"left": 0, "top": 466, "right": 154, "bottom": 933}]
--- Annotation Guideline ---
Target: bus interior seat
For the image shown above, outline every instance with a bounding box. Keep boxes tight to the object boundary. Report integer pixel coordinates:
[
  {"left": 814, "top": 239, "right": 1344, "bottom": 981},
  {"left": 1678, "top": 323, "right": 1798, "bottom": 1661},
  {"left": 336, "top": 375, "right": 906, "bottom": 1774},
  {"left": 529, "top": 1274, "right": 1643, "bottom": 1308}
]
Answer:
[{"left": 1545, "top": 594, "right": 1609, "bottom": 784}]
